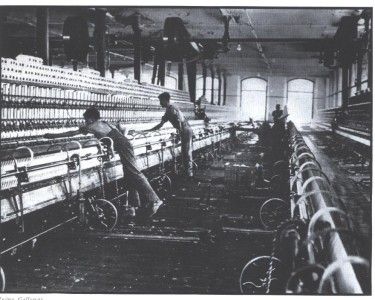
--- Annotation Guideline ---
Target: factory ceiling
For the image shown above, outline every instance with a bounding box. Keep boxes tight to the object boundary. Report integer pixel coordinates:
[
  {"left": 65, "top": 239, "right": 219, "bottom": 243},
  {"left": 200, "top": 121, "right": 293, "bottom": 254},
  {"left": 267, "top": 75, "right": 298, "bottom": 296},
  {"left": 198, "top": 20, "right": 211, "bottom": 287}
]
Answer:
[{"left": 2, "top": 7, "right": 363, "bottom": 77}]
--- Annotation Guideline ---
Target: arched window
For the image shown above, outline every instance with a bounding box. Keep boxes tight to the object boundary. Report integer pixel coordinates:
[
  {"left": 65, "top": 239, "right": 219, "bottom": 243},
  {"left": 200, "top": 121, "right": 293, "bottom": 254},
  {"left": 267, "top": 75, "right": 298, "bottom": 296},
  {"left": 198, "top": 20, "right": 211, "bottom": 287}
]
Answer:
[
  {"left": 287, "top": 79, "right": 314, "bottom": 124},
  {"left": 196, "top": 76, "right": 212, "bottom": 103},
  {"left": 241, "top": 77, "right": 268, "bottom": 121},
  {"left": 165, "top": 75, "right": 177, "bottom": 90}
]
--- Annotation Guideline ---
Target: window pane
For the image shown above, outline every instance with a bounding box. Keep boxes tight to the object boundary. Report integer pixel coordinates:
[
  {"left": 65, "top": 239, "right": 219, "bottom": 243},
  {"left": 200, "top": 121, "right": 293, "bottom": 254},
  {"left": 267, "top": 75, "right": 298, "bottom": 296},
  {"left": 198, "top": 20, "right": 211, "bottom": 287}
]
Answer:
[
  {"left": 206, "top": 77, "right": 212, "bottom": 102},
  {"left": 142, "top": 72, "right": 152, "bottom": 84},
  {"left": 196, "top": 89, "right": 203, "bottom": 99},
  {"left": 206, "top": 89, "right": 212, "bottom": 103},
  {"left": 196, "top": 77, "right": 214, "bottom": 102},
  {"left": 213, "top": 78, "right": 219, "bottom": 90},
  {"left": 288, "top": 92, "right": 313, "bottom": 123},
  {"left": 196, "top": 77, "right": 203, "bottom": 90},
  {"left": 337, "top": 91, "right": 342, "bottom": 106},
  {"left": 165, "top": 76, "right": 177, "bottom": 90},
  {"left": 361, "top": 51, "right": 369, "bottom": 90},
  {"left": 241, "top": 78, "right": 268, "bottom": 121},
  {"left": 337, "top": 68, "right": 342, "bottom": 91},
  {"left": 242, "top": 78, "right": 267, "bottom": 91},
  {"left": 288, "top": 79, "right": 314, "bottom": 123},
  {"left": 242, "top": 91, "right": 267, "bottom": 120},
  {"left": 288, "top": 79, "right": 314, "bottom": 92},
  {"left": 350, "top": 63, "right": 357, "bottom": 97}
]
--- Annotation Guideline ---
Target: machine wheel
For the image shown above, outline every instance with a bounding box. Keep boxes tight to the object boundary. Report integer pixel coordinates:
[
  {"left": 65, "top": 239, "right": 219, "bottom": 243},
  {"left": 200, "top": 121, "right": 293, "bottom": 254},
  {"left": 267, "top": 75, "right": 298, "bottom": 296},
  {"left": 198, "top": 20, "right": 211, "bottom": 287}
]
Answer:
[
  {"left": 87, "top": 198, "right": 118, "bottom": 231},
  {"left": 240, "top": 255, "right": 283, "bottom": 294},
  {"left": 270, "top": 174, "right": 289, "bottom": 194},
  {"left": 285, "top": 264, "right": 325, "bottom": 294},
  {"left": 259, "top": 198, "right": 289, "bottom": 230}
]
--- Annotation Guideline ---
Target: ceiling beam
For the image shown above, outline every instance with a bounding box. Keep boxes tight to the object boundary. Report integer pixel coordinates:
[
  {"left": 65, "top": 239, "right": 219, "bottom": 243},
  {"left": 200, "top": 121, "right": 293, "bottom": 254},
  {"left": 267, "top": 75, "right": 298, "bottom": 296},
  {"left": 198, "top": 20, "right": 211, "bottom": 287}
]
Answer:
[{"left": 194, "top": 38, "right": 328, "bottom": 43}]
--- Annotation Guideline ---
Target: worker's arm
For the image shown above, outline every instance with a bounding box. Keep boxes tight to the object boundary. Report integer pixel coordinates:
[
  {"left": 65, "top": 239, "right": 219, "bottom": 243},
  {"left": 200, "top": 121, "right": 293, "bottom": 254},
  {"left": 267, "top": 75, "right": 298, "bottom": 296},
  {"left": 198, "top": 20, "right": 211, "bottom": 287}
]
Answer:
[
  {"left": 143, "top": 120, "right": 166, "bottom": 132},
  {"left": 142, "top": 111, "right": 168, "bottom": 132},
  {"left": 43, "top": 129, "right": 81, "bottom": 139}
]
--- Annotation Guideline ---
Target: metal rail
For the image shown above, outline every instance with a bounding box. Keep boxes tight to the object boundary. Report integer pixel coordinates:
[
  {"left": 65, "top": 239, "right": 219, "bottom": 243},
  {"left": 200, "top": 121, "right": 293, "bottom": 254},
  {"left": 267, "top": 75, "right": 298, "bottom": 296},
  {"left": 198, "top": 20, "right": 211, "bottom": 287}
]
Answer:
[{"left": 288, "top": 122, "right": 368, "bottom": 294}]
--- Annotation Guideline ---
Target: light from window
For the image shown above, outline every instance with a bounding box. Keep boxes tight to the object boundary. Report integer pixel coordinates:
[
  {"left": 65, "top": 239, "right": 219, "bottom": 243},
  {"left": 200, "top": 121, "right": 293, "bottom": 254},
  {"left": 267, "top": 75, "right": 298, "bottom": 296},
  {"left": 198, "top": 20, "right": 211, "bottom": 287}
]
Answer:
[
  {"left": 241, "top": 78, "right": 267, "bottom": 121},
  {"left": 165, "top": 76, "right": 177, "bottom": 90},
  {"left": 287, "top": 79, "right": 314, "bottom": 124},
  {"left": 196, "top": 76, "right": 216, "bottom": 103}
]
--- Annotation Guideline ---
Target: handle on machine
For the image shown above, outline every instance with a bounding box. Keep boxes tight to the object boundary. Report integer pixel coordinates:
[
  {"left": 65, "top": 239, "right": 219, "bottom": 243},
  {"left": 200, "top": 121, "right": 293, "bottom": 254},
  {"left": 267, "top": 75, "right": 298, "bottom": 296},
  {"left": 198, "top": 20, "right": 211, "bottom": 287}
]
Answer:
[
  {"left": 12, "top": 146, "right": 34, "bottom": 171},
  {"left": 99, "top": 137, "right": 115, "bottom": 160},
  {"left": 11, "top": 147, "right": 34, "bottom": 233}
]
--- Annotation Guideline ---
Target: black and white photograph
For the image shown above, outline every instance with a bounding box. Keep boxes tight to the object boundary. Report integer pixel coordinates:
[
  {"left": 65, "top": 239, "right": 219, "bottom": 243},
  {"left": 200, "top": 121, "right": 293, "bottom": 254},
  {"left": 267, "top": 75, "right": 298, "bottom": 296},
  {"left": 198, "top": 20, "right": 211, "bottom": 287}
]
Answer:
[{"left": 0, "top": 2, "right": 372, "bottom": 296}]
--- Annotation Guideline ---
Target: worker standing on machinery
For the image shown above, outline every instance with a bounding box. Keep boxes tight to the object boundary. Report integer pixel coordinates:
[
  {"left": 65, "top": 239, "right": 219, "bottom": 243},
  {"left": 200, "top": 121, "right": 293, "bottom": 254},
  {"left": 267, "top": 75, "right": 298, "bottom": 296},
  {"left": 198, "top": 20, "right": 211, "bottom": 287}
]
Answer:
[
  {"left": 271, "top": 104, "right": 288, "bottom": 160},
  {"left": 142, "top": 92, "right": 194, "bottom": 179},
  {"left": 272, "top": 104, "right": 284, "bottom": 126},
  {"left": 43, "top": 107, "right": 163, "bottom": 218}
]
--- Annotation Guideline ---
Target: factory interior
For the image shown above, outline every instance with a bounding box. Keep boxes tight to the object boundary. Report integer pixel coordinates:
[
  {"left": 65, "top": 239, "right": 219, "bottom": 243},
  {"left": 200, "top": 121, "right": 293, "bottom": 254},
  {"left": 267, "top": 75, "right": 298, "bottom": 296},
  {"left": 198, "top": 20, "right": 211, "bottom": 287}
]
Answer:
[{"left": 0, "top": 5, "right": 372, "bottom": 295}]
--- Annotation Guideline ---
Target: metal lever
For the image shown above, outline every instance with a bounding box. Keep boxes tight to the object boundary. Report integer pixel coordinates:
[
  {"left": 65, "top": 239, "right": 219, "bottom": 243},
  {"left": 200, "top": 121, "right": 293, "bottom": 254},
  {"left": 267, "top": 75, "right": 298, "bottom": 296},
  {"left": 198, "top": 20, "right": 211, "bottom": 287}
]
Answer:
[
  {"left": 11, "top": 146, "right": 34, "bottom": 233},
  {"left": 99, "top": 137, "right": 114, "bottom": 161}
]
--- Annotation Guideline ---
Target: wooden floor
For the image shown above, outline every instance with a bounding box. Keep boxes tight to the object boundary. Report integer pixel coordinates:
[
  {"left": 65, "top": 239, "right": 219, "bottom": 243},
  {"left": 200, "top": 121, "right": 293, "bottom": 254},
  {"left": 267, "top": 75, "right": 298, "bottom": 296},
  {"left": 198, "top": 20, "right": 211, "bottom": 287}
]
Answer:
[
  {"left": 4, "top": 136, "right": 274, "bottom": 294},
  {"left": 5, "top": 229, "right": 272, "bottom": 293},
  {"left": 3, "top": 129, "right": 371, "bottom": 293}
]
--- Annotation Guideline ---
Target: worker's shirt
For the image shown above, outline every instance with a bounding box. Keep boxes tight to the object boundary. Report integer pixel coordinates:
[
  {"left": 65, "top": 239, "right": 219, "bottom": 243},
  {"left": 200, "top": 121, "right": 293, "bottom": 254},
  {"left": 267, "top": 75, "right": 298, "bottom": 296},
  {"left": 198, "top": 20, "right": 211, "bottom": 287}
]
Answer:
[
  {"left": 79, "top": 120, "right": 114, "bottom": 139},
  {"left": 162, "top": 104, "right": 190, "bottom": 131},
  {"left": 272, "top": 110, "right": 283, "bottom": 122}
]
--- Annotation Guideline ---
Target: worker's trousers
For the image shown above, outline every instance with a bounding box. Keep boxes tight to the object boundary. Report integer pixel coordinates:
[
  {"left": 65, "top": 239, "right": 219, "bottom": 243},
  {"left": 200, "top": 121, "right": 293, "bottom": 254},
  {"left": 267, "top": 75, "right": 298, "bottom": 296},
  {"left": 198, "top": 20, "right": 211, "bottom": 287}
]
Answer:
[
  {"left": 108, "top": 129, "right": 161, "bottom": 207},
  {"left": 180, "top": 126, "right": 193, "bottom": 177}
]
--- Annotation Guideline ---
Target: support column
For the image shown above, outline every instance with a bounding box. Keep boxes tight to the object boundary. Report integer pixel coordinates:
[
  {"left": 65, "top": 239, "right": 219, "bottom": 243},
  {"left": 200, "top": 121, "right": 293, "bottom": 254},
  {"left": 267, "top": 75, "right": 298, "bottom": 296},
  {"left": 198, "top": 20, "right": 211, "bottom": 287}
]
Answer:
[
  {"left": 0, "top": 8, "right": 8, "bottom": 58},
  {"left": 365, "top": 14, "right": 372, "bottom": 92},
  {"left": 356, "top": 54, "right": 363, "bottom": 93},
  {"left": 223, "top": 72, "right": 227, "bottom": 106},
  {"left": 202, "top": 62, "right": 207, "bottom": 96},
  {"left": 210, "top": 66, "right": 215, "bottom": 104},
  {"left": 36, "top": 7, "right": 49, "bottom": 65},
  {"left": 133, "top": 14, "right": 142, "bottom": 83},
  {"left": 151, "top": 51, "right": 158, "bottom": 84},
  {"left": 94, "top": 9, "right": 106, "bottom": 77},
  {"left": 226, "top": 75, "right": 241, "bottom": 107},
  {"left": 110, "top": 66, "right": 115, "bottom": 79},
  {"left": 217, "top": 69, "right": 222, "bottom": 106},
  {"left": 178, "top": 62, "right": 184, "bottom": 90},
  {"left": 342, "top": 65, "right": 349, "bottom": 107},
  {"left": 186, "top": 61, "right": 197, "bottom": 103},
  {"left": 157, "top": 59, "right": 165, "bottom": 86}
]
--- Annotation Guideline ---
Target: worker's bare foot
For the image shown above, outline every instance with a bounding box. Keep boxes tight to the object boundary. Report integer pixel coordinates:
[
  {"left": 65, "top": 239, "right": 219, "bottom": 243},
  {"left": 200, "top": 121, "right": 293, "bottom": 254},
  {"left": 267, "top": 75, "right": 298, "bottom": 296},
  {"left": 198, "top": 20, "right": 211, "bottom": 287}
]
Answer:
[
  {"left": 136, "top": 200, "right": 164, "bottom": 220},
  {"left": 146, "top": 199, "right": 164, "bottom": 217},
  {"left": 123, "top": 206, "right": 136, "bottom": 218}
]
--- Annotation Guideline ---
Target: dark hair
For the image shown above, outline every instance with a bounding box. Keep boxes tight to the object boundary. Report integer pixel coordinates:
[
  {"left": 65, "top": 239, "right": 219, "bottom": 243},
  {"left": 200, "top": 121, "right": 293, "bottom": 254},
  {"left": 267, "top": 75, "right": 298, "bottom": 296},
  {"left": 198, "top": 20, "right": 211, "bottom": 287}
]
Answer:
[
  {"left": 276, "top": 104, "right": 281, "bottom": 109},
  {"left": 83, "top": 107, "right": 100, "bottom": 120},
  {"left": 158, "top": 92, "right": 170, "bottom": 101}
]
